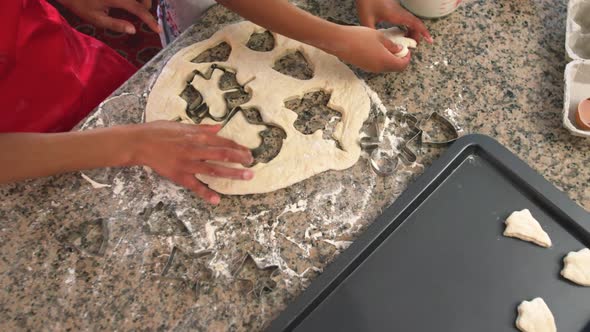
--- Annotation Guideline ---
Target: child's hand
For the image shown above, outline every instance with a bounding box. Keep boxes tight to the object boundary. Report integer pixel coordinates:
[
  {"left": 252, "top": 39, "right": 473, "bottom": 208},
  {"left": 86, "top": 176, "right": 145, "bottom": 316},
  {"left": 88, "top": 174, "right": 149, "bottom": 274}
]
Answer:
[
  {"left": 356, "top": 0, "right": 433, "bottom": 44},
  {"left": 327, "top": 25, "right": 411, "bottom": 72},
  {"left": 58, "top": 0, "right": 160, "bottom": 34},
  {"left": 132, "top": 121, "right": 253, "bottom": 204}
]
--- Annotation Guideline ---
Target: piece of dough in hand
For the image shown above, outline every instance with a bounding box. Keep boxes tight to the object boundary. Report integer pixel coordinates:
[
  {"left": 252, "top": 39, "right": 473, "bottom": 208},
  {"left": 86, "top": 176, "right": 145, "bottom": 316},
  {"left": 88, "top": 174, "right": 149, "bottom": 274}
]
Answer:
[
  {"left": 503, "top": 209, "right": 552, "bottom": 248},
  {"left": 516, "top": 298, "right": 556, "bottom": 332},
  {"left": 380, "top": 27, "right": 417, "bottom": 57},
  {"left": 561, "top": 248, "right": 590, "bottom": 286}
]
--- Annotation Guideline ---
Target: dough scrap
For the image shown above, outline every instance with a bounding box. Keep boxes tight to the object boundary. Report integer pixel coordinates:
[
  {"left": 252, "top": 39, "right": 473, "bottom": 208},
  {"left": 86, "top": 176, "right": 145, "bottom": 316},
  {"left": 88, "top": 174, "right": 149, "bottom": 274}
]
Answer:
[
  {"left": 561, "top": 248, "right": 590, "bottom": 286},
  {"left": 146, "top": 21, "right": 371, "bottom": 195},
  {"left": 516, "top": 298, "right": 556, "bottom": 332},
  {"left": 503, "top": 209, "right": 552, "bottom": 248},
  {"left": 380, "top": 27, "right": 417, "bottom": 57}
]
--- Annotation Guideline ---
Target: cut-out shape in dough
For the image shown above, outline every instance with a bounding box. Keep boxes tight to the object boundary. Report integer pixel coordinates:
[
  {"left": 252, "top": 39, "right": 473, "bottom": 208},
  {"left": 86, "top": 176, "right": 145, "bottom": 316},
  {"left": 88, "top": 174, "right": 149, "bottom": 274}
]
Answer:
[
  {"left": 516, "top": 298, "right": 556, "bottom": 332},
  {"left": 246, "top": 30, "right": 275, "bottom": 52},
  {"left": 191, "top": 42, "right": 232, "bottom": 63},
  {"left": 273, "top": 50, "right": 314, "bottom": 80},
  {"left": 240, "top": 108, "right": 286, "bottom": 165},
  {"left": 284, "top": 90, "right": 342, "bottom": 148},
  {"left": 146, "top": 22, "right": 371, "bottom": 195},
  {"left": 503, "top": 209, "right": 552, "bottom": 248},
  {"left": 561, "top": 248, "right": 590, "bottom": 286},
  {"left": 380, "top": 27, "right": 417, "bottom": 58},
  {"left": 190, "top": 66, "right": 244, "bottom": 119}
]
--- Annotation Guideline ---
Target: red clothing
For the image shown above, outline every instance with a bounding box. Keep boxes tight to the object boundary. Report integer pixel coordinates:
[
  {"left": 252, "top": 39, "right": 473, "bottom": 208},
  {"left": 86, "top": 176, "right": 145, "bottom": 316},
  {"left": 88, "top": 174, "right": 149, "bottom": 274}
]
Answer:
[{"left": 0, "top": 0, "right": 136, "bottom": 133}]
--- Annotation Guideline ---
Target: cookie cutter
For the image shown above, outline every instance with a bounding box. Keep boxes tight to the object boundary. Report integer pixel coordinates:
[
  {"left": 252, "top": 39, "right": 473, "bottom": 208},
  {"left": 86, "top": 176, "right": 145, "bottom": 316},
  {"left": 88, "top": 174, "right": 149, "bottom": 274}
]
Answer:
[
  {"left": 183, "top": 64, "right": 251, "bottom": 124},
  {"left": 418, "top": 111, "right": 460, "bottom": 145},
  {"left": 399, "top": 130, "right": 421, "bottom": 164},
  {"left": 232, "top": 253, "right": 279, "bottom": 298},
  {"left": 361, "top": 113, "right": 400, "bottom": 176}
]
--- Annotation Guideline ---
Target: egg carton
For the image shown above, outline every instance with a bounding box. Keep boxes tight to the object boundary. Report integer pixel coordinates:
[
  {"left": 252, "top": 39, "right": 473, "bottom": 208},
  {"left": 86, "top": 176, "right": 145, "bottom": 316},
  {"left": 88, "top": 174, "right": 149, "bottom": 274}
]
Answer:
[{"left": 564, "top": 0, "right": 590, "bottom": 137}]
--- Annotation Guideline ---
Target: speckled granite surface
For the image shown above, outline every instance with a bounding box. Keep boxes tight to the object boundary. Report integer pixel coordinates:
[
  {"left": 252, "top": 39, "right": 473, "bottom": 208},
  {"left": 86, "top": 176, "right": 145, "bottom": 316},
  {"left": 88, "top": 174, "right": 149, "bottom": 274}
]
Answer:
[{"left": 1, "top": 0, "right": 589, "bottom": 331}]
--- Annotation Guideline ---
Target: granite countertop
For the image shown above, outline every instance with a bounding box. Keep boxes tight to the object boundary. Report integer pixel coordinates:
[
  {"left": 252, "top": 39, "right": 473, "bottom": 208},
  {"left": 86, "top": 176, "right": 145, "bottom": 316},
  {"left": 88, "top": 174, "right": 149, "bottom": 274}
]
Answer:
[{"left": 1, "top": 0, "right": 589, "bottom": 330}]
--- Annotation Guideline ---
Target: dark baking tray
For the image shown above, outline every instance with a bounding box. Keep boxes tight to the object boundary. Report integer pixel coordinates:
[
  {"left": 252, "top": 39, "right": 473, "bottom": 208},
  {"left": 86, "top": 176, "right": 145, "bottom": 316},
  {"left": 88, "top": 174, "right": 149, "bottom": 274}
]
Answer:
[{"left": 268, "top": 134, "right": 590, "bottom": 332}]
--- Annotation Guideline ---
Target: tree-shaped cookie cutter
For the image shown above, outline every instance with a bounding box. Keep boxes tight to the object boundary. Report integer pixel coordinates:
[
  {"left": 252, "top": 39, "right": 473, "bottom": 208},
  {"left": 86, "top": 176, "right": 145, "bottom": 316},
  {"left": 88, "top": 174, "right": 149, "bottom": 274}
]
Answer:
[{"left": 418, "top": 111, "right": 460, "bottom": 145}]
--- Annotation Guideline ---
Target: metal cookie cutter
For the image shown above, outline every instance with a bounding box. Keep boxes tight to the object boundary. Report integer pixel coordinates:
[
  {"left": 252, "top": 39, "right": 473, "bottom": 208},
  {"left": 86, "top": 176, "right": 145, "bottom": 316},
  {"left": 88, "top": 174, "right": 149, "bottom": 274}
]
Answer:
[
  {"left": 400, "top": 130, "right": 421, "bottom": 164},
  {"left": 361, "top": 113, "right": 400, "bottom": 176},
  {"left": 418, "top": 111, "right": 460, "bottom": 145}
]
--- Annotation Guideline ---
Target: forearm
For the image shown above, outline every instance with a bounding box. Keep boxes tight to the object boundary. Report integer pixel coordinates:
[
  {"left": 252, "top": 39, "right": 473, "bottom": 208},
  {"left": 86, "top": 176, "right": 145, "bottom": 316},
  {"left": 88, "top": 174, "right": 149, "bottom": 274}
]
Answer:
[
  {"left": 0, "top": 126, "right": 137, "bottom": 184},
  {"left": 216, "top": 0, "right": 344, "bottom": 53}
]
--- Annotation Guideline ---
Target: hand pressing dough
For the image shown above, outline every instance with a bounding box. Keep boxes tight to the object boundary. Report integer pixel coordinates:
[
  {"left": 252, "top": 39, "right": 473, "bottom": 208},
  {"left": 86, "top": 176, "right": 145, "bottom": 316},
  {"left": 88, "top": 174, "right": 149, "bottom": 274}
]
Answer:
[
  {"left": 146, "top": 21, "right": 371, "bottom": 195},
  {"left": 516, "top": 298, "right": 556, "bottom": 332},
  {"left": 561, "top": 248, "right": 590, "bottom": 286},
  {"left": 380, "top": 27, "right": 417, "bottom": 57},
  {"left": 503, "top": 209, "right": 552, "bottom": 248}
]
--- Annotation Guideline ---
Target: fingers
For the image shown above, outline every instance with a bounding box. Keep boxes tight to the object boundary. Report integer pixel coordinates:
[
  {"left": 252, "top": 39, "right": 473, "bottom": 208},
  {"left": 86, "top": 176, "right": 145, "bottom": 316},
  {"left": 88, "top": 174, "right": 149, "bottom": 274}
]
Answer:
[
  {"left": 197, "top": 124, "right": 223, "bottom": 133},
  {"left": 381, "top": 50, "right": 411, "bottom": 72},
  {"left": 356, "top": 1, "right": 376, "bottom": 29},
  {"left": 178, "top": 175, "right": 221, "bottom": 204},
  {"left": 189, "top": 146, "right": 253, "bottom": 165},
  {"left": 190, "top": 130, "right": 252, "bottom": 154},
  {"left": 358, "top": 14, "right": 376, "bottom": 29},
  {"left": 109, "top": 0, "right": 161, "bottom": 33},
  {"left": 93, "top": 13, "right": 136, "bottom": 34},
  {"left": 188, "top": 161, "right": 254, "bottom": 180},
  {"left": 389, "top": 13, "right": 433, "bottom": 44}
]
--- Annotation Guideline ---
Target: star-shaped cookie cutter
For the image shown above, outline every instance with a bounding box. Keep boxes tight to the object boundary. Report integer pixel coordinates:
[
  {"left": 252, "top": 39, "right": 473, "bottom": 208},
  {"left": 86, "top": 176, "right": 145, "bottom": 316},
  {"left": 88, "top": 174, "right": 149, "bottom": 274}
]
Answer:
[{"left": 232, "top": 253, "right": 279, "bottom": 298}]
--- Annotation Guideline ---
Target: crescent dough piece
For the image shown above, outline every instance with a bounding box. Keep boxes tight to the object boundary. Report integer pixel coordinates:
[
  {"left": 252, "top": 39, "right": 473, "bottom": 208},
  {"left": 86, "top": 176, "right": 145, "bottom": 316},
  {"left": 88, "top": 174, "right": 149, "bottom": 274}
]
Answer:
[
  {"left": 380, "top": 27, "right": 417, "bottom": 57},
  {"left": 561, "top": 248, "right": 590, "bottom": 286},
  {"left": 516, "top": 298, "right": 556, "bottom": 332},
  {"left": 503, "top": 209, "right": 552, "bottom": 248}
]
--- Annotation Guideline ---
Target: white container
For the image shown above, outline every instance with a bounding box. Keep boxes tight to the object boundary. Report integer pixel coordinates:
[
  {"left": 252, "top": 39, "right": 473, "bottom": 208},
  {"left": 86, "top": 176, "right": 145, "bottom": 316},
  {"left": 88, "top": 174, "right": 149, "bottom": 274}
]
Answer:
[
  {"left": 566, "top": 0, "right": 590, "bottom": 61},
  {"left": 563, "top": 60, "right": 590, "bottom": 137},
  {"left": 400, "top": 0, "right": 462, "bottom": 18}
]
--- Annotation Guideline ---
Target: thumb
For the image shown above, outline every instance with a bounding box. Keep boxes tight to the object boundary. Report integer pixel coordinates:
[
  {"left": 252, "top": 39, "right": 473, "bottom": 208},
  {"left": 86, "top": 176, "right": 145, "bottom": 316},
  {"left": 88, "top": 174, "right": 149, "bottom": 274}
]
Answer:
[
  {"left": 380, "top": 36, "right": 403, "bottom": 55},
  {"left": 386, "top": 50, "right": 411, "bottom": 72},
  {"left": 358, "top": 13, "right": 376, "bottom": 29}
]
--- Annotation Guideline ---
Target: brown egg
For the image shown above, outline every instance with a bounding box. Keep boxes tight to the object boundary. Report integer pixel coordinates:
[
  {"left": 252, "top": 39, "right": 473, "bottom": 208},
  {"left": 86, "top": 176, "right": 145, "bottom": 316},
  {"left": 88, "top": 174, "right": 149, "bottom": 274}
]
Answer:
[{"left": 576, "top": 98, "right": 590, "bottom": 131}]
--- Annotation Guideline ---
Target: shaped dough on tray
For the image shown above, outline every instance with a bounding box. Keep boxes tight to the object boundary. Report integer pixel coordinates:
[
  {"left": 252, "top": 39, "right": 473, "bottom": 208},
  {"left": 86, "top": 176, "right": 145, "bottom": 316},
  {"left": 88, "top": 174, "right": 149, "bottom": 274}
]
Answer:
[
  {"left": 561, "top": 248, "right": 590, "bottom": 286},
  {"left": 503, "top": 209, "right": 552, "bottom": 248},
  {"left": 516, "top": 298, "right": 556, "bottom": 332}
]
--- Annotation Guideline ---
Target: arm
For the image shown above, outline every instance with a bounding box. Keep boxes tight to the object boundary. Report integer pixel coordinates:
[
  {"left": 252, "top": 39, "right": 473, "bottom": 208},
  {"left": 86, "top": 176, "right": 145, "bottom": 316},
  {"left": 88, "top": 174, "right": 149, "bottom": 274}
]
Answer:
[
  {"left": 0, "top": 121, "right": 253, "bottom": 204},
  {"left": 217, "top": 0, "right": 411, "bottom": 72}
]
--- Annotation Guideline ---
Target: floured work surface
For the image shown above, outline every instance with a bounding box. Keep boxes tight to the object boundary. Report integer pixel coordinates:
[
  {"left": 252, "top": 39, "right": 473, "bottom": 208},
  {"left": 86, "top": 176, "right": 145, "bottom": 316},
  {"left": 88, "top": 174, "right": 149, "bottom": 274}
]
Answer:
[{"left": 270, "top": 136, "right": 590, "bottom": 332}]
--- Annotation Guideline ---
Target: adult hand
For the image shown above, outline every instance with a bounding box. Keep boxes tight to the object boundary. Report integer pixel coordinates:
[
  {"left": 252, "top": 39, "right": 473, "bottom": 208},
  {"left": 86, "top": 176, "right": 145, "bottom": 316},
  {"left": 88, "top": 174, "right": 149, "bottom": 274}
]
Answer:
[
  {"left": 58, "top": 0, "right": 160, "bottom": 34},
  {"left": 133, "top": 121, "right": 254, "bottom": 204},
  {"left": 356, "top": 0, "right": 433, "bottom": 44},
  {"left": 329, "top": 25, "right": 411, "bottom": 72}
]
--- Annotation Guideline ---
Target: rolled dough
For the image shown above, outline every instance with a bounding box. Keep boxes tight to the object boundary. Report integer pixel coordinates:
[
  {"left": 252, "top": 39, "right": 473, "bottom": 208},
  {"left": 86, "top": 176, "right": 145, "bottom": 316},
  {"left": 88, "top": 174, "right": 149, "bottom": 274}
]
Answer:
[
  {"left": 503, "top": 209, "right": 552, "bottom": 248},
  {"left": 146, "top": 21, "right": 371, "bottom": 195},
  {"left": 561, "top": 248, "right": 590, "bottom": 286},
  {"left": 380, "top": 27, "right": 417, "bottom": 58},
  {"left": 516, "top": 298, "right": 556, "bottom": 332}
]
